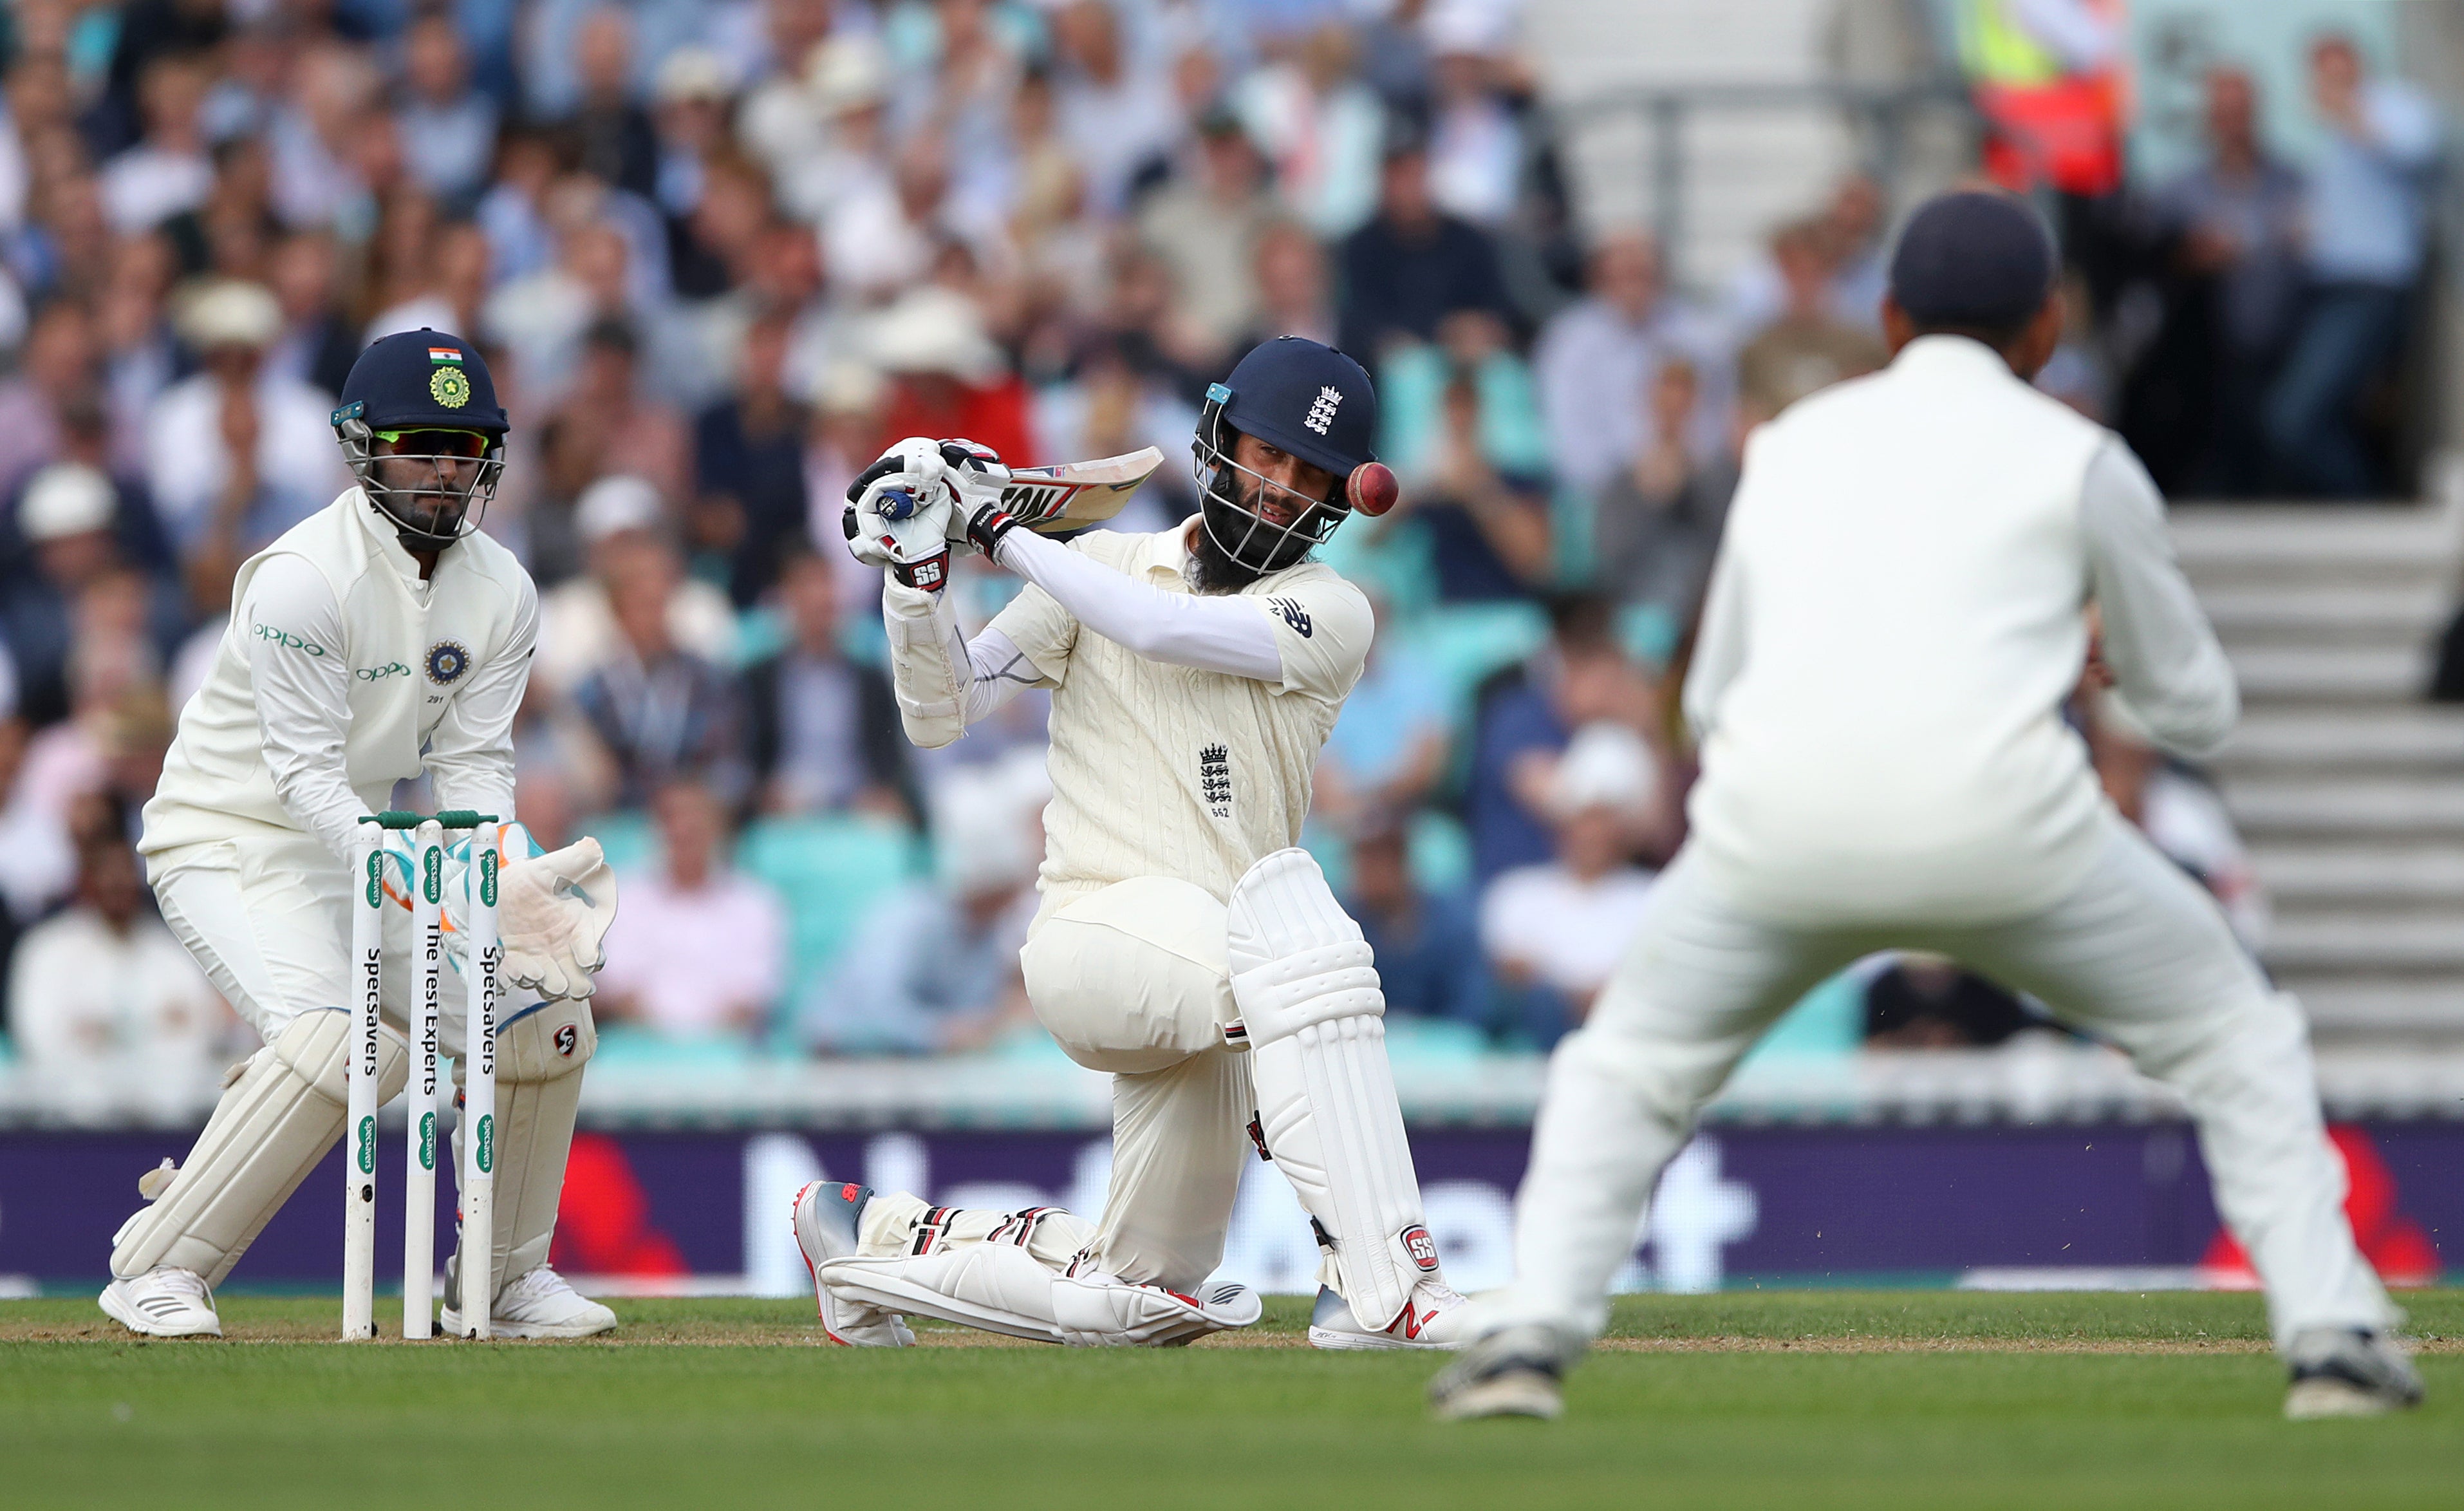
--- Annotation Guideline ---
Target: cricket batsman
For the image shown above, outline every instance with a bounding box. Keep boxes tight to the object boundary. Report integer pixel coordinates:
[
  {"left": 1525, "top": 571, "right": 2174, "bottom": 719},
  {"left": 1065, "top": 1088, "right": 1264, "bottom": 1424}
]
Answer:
[
  {"left": 1430, "top": 194, "right": 2422, "bottom": 1420},
  {"left": 791, "top": 335, "right": 1471, "bottom": 1349},
  {"left": 99, "top": 330, "right": 620, "bottom": 1339}
]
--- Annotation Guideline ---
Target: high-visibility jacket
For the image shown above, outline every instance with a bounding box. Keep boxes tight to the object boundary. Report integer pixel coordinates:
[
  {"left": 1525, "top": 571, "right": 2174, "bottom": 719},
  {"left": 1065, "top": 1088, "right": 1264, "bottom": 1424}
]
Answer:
[{"left": 1959, "top": 0, "right": 2129, "bottom": 197}]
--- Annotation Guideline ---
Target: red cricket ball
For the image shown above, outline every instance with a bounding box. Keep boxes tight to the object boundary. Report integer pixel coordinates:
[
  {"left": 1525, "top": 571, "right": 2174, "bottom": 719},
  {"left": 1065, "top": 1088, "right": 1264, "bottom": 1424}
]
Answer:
[{"left": 1346, "top": 461, "right": 1399, "bottom": 516}]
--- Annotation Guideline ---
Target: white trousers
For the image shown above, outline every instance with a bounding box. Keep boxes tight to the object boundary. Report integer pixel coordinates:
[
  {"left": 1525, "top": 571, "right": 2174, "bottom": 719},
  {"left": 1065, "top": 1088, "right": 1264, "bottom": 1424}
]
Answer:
[
  {"left": 148, "top": 831, "right": 502, "bottom": 1053},
  {"left": 1020, "top": 878, "right": 1256, "bottom": 1292},
  {"left": 1487, "top": 813, "right": 2394, "bottom": 1353}
]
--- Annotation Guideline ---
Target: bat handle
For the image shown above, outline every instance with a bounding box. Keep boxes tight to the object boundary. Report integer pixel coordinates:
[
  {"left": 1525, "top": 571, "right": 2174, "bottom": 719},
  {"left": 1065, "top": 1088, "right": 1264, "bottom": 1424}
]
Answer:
[{"left": 878, "top": 487, "right": 917, "bottom": 522}]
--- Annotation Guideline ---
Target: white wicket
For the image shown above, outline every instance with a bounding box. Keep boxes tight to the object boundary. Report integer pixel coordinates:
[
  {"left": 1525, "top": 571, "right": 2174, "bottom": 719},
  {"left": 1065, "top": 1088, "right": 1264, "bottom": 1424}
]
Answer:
[
  {"left": 402, "top": 820, "right": 444, "bottom": 1340},
  {"left": 459, "top": 827, "right": 501, "bottom": 1341},
  {"left": 342, "top": 811, "right": 500, "bottom": 1343},
  {"left": 344, "top": 829, "right": 384, "bottom": 1340}
]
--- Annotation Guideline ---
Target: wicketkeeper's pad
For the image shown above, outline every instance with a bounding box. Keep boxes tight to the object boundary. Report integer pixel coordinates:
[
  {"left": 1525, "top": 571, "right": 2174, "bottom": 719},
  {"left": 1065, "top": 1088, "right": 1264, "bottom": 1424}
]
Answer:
[
  {"left": 1228, "top": 848, "right": 1442, "bottom": 1331},
  {"left": 112, "top": 1008, "right": 408, "bottom": 1285},
  {"left": 447, "top": 995, "right": 595, "bottom": 1307}
]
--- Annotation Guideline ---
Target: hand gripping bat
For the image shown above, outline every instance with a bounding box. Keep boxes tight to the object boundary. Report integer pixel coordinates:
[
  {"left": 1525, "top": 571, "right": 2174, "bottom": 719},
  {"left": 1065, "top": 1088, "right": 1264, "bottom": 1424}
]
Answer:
[{"left": 872, "top": 444, "right": 1166, "bottom": 534}]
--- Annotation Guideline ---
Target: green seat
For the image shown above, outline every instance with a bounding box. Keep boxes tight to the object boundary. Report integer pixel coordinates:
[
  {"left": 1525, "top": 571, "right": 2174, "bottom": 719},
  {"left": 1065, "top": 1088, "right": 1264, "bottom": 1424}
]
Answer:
[
  {"left": 586, "top": 810, "right": 657, "bottom": 873},
  {"left": 734, "top": 814, "right": 926, "bottom": 1026}
]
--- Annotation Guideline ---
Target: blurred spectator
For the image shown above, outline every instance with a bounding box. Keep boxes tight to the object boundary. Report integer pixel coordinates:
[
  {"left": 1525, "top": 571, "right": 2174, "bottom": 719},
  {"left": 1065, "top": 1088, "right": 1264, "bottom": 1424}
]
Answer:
[
  {"left": 743, "top": 545, "right": 918, "bottom": 823},
  {"left": 537, "top": 474, "right": 738, "bottom": 696},
  {"left": 2263, "top": 35, "right": 2441, "bottom": 498},
  {"left": 1345, "top": 812, "right": 1489, "bottom": 1031},
  {"left": 1533, "top": 229, "right": 1726, "bottom": 501},
  {"left": 1862, "top": 954, "right": 2039, "bottom": 1049},
  {"left": 100, "top": 53, "right": 214, "bottom": 235},
  {"left": 539, "top": 318, "right": 694, "bottom": 507},
  {"left": 1465, "top": 592, "right": 1667, "bottom": 883},
  {"left": 1239, "top": 22, "right": 1386, "bottom": 239},
  {"left": 1385, "top": 367, "right": 1551, "bottom": 601},
  {"left": 144, "top": 279, "right": 350, "bottom": 602},
  {"left": 1480, "top": 722, "right": 1660, "bottom": 1046},
  {"left": 735, "top": 0, "right": 842, "bottom": 192},
  {"left": 6, "top": 823, "right": 227, "bottom": 1115},
  {"left": 572, "top": 540, "right": 747, "bottom": 809},
  {"left": 650, "top": 48, "right": 740, "bottom": 297},
  {"left": 1316, "top": 598, "right": 1450, "bottom": 831},
  {"left": 1049, "top": 0, "right": 1181, "bottom": 220},
  {"left": 2134, "top": 68, "right": 2305, "bottom": 496},
  {"left": 696, "top": 312, "right": 813, "bottom": 605},
  {"left": 263, "top": 230, "right": 360, "bottom": 400},
  {"left": 1593, "top": 358, "right": 1739, "bottom": 633},
  {"left": 1725, "top": 174, "right": 1890, "bottom": 337},
  {"left": 867, "top": 286, "right": 1036, "bottom": 464},
  {"left": 1734, "top": 219, "right": 1888, "bottom": 424},
  {"left": 1422, "top": 7, "right": 1524, "bottom": 227},
  {"left": 3, "top": 463, "right": 184, "bottom": 731},
  {"left": 2089, "top": 690, "right": 2268, "bottom": 951},
  {"left": 595, "top": 778, "right": 786, "bottom": 1040},
  {"left": 366, "top": 220, "right": 494, "bottom": 344},
  {"left": 162, "top": 135, "right": 280, "bottom": 283},
  {"left": 1135, "top": 110, "right": 1275, "bottom": 362},
  {"left": 1337, "top": 133, "right": 1512, "bottom": 361},
  {"left": 397, "top": 10, "right": 501, "bottom": 208},
  {"left": 801, "top": 762, "right": 1040, "bottom": 1056},
  {"left": 267, "top": 44, "right": 379, "bottom": 232},
  {"left": 1235, "top": 218, "right": 1338, "bottom": 351},
  {"left": 0, "top": 298, "right": 99, "bottom": 499},
  {"left": 570, "top": 8, "right": 660, "bottom": 202},
  {"left": 1961, "top": 0, "right": 2126, "bottom": 202}
]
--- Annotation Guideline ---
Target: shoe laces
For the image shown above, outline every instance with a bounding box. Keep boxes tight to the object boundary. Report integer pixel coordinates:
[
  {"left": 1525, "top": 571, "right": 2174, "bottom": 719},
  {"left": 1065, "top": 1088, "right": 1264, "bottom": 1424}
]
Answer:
[
  {"left": 499, "top": 1264, "right": 571, "bottom": 1301},
  {"left": 149, "top": 1268, "right": 211, "bottom": 1302}
]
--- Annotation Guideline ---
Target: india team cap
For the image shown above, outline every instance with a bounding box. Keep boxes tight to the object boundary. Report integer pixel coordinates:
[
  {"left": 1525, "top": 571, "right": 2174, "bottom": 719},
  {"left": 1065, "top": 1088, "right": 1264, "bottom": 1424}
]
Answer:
[
  {"left": 1887, "top": 191, "right": 2058, "bottom": 330},
  {"left": 332, "top": 328, "right": 509, "bottom": 437}
]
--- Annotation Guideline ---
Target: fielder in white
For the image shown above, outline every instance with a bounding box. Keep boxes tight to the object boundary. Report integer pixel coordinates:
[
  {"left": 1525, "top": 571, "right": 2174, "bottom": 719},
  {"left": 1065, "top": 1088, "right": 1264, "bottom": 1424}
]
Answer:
[
  {"left": 100, "top": 330, "right": 621, "bottom": 1339},
  {"left": 1432, "top": 194, "right": 2423, "bottom": 1421},
  {"left": 790, "top": 336, "right": 1472, "bottom": 1349}
]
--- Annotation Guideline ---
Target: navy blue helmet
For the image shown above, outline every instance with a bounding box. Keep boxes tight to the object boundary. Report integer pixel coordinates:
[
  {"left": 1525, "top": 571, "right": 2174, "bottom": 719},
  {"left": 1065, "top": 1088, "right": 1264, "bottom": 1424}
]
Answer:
[
  {"left": 331, "top": 329, "right": 509, "bottom": 552},
  {"left": 1194, "top": 336, "right": 1386, "bottom": 576}
]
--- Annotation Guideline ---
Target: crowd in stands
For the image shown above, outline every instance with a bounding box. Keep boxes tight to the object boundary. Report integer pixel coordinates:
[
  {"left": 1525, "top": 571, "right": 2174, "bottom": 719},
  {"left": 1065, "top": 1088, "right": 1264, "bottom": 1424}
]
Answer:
[{"left": 0, "top": 0, "right": 2430, "bottom": 1092}]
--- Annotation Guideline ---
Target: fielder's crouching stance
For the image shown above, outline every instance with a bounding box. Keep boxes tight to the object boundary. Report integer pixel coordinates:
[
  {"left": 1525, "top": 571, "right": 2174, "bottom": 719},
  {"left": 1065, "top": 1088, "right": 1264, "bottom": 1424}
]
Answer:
[
  {"left": 100, "top": 331, "right": 619, "bottom": 1339},
  {"left": 1432, "top": 195, "right": 2423, "bottom": 1422},
  {"left": 794, "top": 337, "right": 1468, "bottom": 1349}
]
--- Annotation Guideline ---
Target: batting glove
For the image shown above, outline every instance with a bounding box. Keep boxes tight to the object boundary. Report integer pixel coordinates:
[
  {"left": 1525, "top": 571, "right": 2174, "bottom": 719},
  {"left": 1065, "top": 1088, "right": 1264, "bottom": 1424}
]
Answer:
[{"left": 843, "top": 438, "right": 957, "bottom": 592}]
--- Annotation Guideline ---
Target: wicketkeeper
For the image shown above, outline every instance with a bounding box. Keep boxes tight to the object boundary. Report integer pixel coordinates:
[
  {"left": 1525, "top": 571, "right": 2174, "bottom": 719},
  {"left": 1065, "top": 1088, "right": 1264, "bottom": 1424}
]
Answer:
[
  {"left": 794, "top": 336, "right": 1471, "bottom": 1349},
  {"left": 100, "top": 330, "right": 620, "bottom": 1338}
]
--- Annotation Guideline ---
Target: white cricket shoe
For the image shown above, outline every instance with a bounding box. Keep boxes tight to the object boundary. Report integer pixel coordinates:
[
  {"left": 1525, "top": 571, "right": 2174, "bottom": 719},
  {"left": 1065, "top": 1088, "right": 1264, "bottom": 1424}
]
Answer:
[
  {"left": 98, "top": 1266, "right": 222, "bottom": 1338},
  {"left": 2284, "top": 1327, "right": 2425, "bottom": 1420},
  {"left": 790, "top": 1180, "right": 913, "bottom": 1347},
  {"left": 1307, "top": 1279, "right": 1472, "bottom": 1350},
  {"left": 440, "top": 1264, "right": 617, "bottom": 1339}
]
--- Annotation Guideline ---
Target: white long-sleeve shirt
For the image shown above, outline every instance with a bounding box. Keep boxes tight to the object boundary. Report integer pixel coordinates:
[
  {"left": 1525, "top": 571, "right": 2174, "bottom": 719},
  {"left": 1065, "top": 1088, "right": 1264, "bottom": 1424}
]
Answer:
[
  {"left": 1681, "top": 335, "right": 2235, "bottom": 926},
  {"left": 142, "top": 487, "right": 537, "bottom": 865},
  {"left": 881, "top": 520, "right": 1372, "bottom": 910}
]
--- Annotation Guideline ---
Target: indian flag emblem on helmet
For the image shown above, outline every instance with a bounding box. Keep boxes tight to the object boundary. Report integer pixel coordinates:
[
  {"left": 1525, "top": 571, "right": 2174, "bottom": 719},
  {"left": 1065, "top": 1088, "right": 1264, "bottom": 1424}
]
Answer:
[{"left": 430, "top": 365, "right": 472, "bottom": 408}]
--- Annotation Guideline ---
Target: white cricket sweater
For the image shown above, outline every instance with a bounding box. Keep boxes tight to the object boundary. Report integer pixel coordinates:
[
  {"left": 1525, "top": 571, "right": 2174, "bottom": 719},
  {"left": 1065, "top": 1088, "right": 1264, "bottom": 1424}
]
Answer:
[
  {"left": 1681, "top": 335, "right": 2236, "bottom": 926},
  {"left": 142, "top": 487, "right": 537, "bottom": 865}
]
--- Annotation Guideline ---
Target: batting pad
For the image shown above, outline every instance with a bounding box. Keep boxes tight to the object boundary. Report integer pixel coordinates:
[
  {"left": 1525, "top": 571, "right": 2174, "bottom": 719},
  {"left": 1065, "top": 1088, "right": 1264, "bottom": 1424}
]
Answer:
[
  {"left": 111, "top": 1008, "right": 408, "bottom": 1286},
  {"left": 1228, "top": 848, "right": 1438, "bottom": 1331},
  {"left": 448, "top": 997, "right": 595, "bottom": 1305},
  {"left": 818, "top": 1246, "right": 1260, "bottom": 1347}
]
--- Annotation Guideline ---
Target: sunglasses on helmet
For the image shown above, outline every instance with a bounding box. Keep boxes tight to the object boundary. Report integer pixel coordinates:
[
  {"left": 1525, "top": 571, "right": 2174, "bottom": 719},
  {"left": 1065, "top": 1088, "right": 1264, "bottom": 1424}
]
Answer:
[{"left": 373, "top": 429, "right": 495, "bottom": 459}]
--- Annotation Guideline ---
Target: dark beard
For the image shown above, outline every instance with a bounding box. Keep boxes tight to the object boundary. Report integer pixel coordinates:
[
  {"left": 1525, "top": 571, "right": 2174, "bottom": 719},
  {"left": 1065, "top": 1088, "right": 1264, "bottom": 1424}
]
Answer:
[{"left": 1189, "top": 498, "right": 1266, "bottom": 595}]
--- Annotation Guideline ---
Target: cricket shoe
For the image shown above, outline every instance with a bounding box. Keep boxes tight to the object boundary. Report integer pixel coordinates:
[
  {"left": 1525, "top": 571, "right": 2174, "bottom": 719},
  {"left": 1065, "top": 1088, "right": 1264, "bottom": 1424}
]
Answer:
[
  {"left": 1428, "top": 1324, "right": 1576, "bottom": 1422},
  {"left": 2284, "top": 1327, "right": 2425, "bottom": 1419},
  {"left": 98, "top": 1266, "right": 221, "bottom": 1338},
  {"left": 440, "top": 1264, "right": 617, "bottom": 1339},
  {"left": 1307, "top": 1279, "right": 1471, "bottom": 1350},
  {"left": 791, "top": 1180, "right": 913, "bottom": 1347}
]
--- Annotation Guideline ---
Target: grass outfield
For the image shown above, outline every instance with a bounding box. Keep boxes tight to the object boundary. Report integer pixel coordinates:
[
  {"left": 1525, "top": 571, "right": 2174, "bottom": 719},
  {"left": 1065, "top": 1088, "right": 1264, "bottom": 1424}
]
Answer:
[{"left": 3, "top": 1291, "right": 2458, "bottom": 1510}]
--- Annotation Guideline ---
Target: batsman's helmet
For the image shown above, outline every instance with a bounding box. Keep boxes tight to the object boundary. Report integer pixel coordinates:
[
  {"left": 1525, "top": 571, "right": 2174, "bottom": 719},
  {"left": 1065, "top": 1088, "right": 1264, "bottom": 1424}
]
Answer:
[
  {"left": 1193, "top": 336, "right": 1384, "bottom": 575},
  {"left": 331, "top": 328, "right": 509, "bottom": 553}
]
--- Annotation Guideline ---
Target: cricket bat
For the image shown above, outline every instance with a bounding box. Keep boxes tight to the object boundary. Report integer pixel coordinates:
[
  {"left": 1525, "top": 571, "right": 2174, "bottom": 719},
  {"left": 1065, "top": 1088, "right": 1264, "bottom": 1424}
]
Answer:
[{"left": 874, "top": 446, "right": 1168, "bottom": 534}]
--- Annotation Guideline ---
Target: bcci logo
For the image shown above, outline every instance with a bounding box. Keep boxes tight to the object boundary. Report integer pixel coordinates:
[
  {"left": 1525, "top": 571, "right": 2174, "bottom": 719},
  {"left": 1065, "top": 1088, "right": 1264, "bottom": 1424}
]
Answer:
[
  {"left": 1401, "top": 1224, "right": 1439, "bottom": 1272},
  {"left": 430, "top": 366, "right": 472, "bottom": 409},
  {"left": 1304, "top": 385, "right": 1343, "bottom": 436},
  {"left": 425, "top": 641, "right": 470, "bottom": 684}
]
